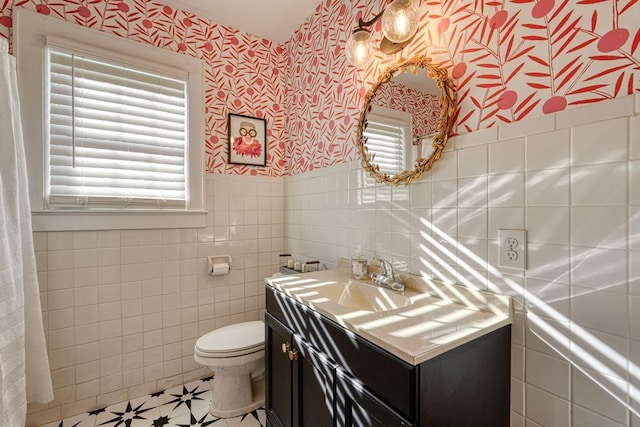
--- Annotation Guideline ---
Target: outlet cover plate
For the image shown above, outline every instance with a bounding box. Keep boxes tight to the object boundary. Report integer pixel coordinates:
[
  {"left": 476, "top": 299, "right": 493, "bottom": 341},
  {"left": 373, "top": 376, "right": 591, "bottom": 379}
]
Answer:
[{"left": 499, "top": 229, "right": 527, "bottom": 270}]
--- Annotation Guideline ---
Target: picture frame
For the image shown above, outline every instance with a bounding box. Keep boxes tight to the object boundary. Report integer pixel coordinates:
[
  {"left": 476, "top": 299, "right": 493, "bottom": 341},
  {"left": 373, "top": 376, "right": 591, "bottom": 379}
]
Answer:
[{"left": 228, "top": 113, "right": 267, "bottom": 166}]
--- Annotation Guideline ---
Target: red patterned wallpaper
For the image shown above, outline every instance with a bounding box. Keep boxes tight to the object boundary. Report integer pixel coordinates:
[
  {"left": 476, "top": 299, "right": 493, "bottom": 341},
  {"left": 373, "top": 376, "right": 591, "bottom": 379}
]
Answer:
[
  {"left": 283, "top": 0, "right": 640, "bottom": 174},
  {"left": 0, "top": 0, "right": 288, "bottom": 176},
  {"left": 2, "top": 0, "right": 639, "bottom": 177},
  {"left": 372, "top": 80, "right": 440, "bottom": 140}
]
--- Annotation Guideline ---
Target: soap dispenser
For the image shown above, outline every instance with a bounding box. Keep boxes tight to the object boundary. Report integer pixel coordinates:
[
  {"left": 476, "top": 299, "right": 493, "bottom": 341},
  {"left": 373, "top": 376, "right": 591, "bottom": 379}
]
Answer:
[{"left": 351, "top": 246, "right": 367, "bottom": 280}]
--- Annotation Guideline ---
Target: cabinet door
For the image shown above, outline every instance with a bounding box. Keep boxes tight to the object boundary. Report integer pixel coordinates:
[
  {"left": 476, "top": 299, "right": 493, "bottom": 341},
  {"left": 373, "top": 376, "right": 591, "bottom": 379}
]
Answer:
[
  {"left": 266, "top": 313, "right": 294, "bottom": 427},
  {"left": 293, "top": 335, "right": 336, "bottom": 427},
  {"left": 336, "top": 369, "right": 414, "bottom": 427}
]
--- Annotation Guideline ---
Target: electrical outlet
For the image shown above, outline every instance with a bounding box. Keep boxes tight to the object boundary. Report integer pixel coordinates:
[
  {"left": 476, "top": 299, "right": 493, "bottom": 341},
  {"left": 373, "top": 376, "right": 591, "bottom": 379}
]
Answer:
[
  {"left": 499, "top": 229, "right": 527, "bottom": 270},
  {"left": 505, "top": 250, "right": 518, "bottom": 261},
  {"left": 505, "top": 238, "right": 518, "bottom": 250}
]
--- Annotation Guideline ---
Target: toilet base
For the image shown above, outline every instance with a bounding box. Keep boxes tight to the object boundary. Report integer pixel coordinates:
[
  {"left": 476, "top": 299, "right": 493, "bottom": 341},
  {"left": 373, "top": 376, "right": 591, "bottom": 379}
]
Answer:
[{"left": 209, "top": 373, "right": 265, "bottom": 418}]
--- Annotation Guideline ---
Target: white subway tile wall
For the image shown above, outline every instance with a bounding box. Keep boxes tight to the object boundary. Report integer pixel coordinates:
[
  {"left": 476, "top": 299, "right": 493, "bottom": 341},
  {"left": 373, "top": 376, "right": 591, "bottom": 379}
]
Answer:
[
  {"left": 28, "top": 174, "right": 283, "bottom": 426},
  {"left": 283, "top": 94, "right": 640, "bottom": 427}
]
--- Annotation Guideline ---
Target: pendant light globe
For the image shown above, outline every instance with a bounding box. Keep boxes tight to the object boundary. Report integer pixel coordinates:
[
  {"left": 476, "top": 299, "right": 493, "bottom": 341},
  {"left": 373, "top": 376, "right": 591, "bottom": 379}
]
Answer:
[
  {"left": 382, "top": 0, "right": 419, "bottom": 44},
  {"left": 346, "top": 28, "right": 373, "bottom": 67}
]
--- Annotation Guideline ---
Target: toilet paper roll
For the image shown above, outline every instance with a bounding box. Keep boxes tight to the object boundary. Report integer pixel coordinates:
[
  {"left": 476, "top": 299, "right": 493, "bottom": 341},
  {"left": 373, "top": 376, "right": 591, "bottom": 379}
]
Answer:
[{"left": 210, "top": 262, "right": 230, "bottom": 276}]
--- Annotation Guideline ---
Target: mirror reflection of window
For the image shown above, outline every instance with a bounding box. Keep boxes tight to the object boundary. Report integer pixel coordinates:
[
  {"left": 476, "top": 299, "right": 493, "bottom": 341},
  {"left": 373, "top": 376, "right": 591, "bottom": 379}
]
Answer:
[
  {"left": 364, "top": 105, "right": 413, "bottom": 176},
  {"left": 356, "top": 56, "right": 456, "bottom": 185}
]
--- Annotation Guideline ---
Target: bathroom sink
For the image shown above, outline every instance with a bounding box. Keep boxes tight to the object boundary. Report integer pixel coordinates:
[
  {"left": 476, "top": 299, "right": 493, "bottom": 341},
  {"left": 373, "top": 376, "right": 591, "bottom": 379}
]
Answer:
[{"left": 309, "top": 280, "right": 417, "bottom": 313}]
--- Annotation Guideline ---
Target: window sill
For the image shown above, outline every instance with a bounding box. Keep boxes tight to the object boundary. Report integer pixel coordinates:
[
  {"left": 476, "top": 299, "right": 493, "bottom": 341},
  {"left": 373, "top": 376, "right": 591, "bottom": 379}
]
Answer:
[{"left": 31, "top": 209, "right": 207, "bottom": 232}]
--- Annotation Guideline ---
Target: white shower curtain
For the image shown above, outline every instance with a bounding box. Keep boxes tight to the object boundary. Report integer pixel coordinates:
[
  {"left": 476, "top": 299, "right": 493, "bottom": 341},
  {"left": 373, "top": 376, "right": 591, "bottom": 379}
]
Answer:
[{"left": 0, "top": 38, "right": 53, "bottom": 426}]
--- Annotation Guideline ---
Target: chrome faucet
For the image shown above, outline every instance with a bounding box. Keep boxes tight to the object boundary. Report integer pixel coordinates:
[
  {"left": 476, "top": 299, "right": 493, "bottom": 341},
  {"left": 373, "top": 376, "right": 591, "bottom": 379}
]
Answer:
[
  {"left": 370, "top": 257, "right": 405, "bottom": 292},
  {"left": 376, "top": 257, "right": 393, "bottom": 277}
]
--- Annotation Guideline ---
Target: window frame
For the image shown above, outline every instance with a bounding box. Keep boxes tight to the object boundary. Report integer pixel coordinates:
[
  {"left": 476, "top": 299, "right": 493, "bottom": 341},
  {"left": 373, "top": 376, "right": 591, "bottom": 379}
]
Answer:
[{"left": 15, "top": 9, "right": 206, "bottom": 231}]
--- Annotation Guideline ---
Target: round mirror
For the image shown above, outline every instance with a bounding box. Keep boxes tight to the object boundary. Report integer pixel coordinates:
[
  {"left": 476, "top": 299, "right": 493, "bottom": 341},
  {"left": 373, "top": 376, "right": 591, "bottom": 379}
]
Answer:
[{"left": 357, "top": 55, "right": 456, "bottom": 185}]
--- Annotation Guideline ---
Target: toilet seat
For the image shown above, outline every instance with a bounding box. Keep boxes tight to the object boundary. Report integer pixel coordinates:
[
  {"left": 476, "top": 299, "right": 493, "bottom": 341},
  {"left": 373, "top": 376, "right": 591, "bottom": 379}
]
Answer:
[{"left": 195, "top": 320, "right": 264, "bottom": 358}]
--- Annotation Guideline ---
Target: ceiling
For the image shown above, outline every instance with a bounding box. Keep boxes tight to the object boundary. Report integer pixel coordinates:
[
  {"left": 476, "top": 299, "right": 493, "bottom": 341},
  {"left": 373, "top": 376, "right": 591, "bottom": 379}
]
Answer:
[
  {"left": 156, "top": 0, "right": 323, "bottom": 44},
  {"left": 394, "top": 71, "right": 439, "bottom": 96}
]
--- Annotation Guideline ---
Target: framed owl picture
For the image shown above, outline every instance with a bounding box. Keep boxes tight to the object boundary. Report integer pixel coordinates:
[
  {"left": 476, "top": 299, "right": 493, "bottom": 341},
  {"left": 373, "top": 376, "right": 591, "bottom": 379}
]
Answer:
[{"left": 228, "top": 113, "right": 267, "bottom": 166}]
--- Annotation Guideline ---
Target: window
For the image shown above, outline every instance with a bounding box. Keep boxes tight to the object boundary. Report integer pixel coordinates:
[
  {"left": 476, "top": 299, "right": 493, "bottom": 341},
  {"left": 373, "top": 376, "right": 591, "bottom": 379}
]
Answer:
[
  {"left": 16, "top": 9, "right": 205, "bottom": 231},
  {"left": 47, "top": 47, "right": 188, "bottom": 208},
  {"left": 363, "top": 105, "right": 413, "bottom": 176}
]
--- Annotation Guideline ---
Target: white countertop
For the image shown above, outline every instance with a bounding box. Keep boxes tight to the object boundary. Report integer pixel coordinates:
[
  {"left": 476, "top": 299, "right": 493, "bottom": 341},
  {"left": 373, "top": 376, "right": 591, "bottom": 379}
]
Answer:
[{"left": 265, "top": 268, "right": 513, "bottom": 366}]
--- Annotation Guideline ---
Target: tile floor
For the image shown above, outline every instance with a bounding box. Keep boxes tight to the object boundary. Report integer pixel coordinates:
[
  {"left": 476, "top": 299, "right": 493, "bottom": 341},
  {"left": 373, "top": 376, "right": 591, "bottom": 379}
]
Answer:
[{"left": 42, "top": 377, "right": 266, "bottom": 427}]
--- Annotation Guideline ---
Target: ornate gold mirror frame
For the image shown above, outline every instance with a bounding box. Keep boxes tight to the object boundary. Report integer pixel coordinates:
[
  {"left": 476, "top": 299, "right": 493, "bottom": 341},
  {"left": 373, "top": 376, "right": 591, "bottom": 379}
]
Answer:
[{"left": 357, "top": 55, "right": 457, "bottom": 185}]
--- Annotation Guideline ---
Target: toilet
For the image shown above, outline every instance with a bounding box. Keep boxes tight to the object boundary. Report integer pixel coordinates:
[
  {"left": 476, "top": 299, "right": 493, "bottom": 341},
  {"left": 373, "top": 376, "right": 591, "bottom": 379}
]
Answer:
[{"left": 193, "top": 320, "right": 265, "bottom": 418}]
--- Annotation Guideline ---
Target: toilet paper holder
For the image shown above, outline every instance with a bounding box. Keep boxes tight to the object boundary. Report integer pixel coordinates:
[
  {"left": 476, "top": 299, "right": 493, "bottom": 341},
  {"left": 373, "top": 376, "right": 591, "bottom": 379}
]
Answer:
[{"left": 208, "top": 255, "right": 232, "bottom": 275}]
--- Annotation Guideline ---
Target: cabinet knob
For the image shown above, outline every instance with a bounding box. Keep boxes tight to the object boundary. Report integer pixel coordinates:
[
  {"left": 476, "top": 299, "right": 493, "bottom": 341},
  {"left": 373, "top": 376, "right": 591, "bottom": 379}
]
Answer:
[
  {"left": 288, "top": 349, "right": 298, "bottom": 361},
  {"left": 281, "top": 342, "right": 291, "bottom": 353}
]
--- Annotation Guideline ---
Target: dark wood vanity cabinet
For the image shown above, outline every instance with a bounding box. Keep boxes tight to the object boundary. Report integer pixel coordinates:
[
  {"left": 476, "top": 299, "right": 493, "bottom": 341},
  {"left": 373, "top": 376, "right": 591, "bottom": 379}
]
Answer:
[
  {"left": 265, "top": 312, "right": 295, "bottom": 427},
  {"left": 336, "top": 369, "right": 414, "bottom": 427},
  {"left": 265, "top": 285, "right": 511, "bottom": 427},
  {"left": 266, "top": 312, "right": 337, "bottom": 427}
]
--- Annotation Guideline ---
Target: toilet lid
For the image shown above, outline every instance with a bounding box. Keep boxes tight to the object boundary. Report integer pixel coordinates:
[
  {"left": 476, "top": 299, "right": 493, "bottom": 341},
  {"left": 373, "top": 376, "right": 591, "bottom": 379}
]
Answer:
[{"left": 195, "top": 320, "right": 265, "bottom": 355}]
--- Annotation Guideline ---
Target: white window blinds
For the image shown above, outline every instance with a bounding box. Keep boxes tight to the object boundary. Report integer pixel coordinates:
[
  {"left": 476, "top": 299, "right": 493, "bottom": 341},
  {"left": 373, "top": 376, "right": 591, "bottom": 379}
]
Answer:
[
  {"left": 47, "top": 47, "right": 188, "bottom": 209},
  {"left": 363, "top": 119, "right": 408, "bottom": 176}
]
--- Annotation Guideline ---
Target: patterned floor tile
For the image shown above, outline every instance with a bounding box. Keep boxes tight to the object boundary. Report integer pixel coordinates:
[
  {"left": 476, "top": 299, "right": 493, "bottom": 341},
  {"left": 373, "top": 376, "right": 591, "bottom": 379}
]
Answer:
[
  {"left": 167, "top": 409, "right": 226, "bottom": 427},
  {"left": 94, "top": 398, "right": 160, "bottom": 427},
  {"left": 224, "top": 410, "right": 265, "bottom": 427},
  {"left": 47, "top": 378, "right": 265, "bottom": 427},
  {"left": 157, "top": 381, "right": 211, "bottom": 417}
]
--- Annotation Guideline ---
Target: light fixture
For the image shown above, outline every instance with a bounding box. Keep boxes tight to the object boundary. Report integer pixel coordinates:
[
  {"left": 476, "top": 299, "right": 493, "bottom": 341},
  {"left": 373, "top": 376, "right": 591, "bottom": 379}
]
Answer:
[
  {"left": 346, "top": 0, "right": 419, "bottom": 68},
  {"left": 345, "top": 27, "right": 373, "bottom": 68}
]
